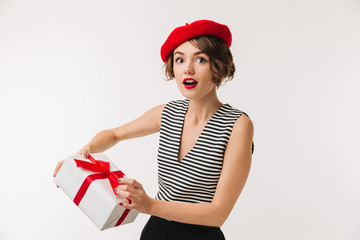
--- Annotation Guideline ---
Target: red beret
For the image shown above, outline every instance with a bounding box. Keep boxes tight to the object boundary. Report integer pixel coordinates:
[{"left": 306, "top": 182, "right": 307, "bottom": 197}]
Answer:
[{"left": 160, "top": 19, "right": 232, "bottom": 63}]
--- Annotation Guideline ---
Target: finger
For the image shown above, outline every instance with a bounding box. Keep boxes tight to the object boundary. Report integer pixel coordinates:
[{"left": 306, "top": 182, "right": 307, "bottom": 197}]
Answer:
[
  {"left": 53, "top": 164, "right": 58, "bottom": 177},
  {"left": 53, "top": 161, "right": 64, "bottom": 177},
  {"left": 117, "top": 182, "right": 135, "bottom": 189},
  {"left": 75, "top": 149, "right": 86, "bottom": 156},
  {"left": 117, "top": 178, "right": 136, "bottom": 188},
  {"left": 75, "top": 150, "right": 83, "bottom": 156},
  {"left": 119, "top": 201, "right": 134, "bottom": 209},
  {"left": 114, "top": 188, "right": 134, "bottom": 199},
  {"left": 75, "top": 151, "right": 88, "bottom": 158},
  {"left": 118, "top": 178, "right": 142, "bottom": 189},
  {"left": 115, "top": 184, "right": 137, "bottom": 194}
]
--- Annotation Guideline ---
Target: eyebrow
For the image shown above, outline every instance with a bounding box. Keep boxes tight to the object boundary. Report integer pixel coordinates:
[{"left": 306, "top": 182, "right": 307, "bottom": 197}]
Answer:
[{"left": 174, "top": 50, "right": 205, "bottom": 56}]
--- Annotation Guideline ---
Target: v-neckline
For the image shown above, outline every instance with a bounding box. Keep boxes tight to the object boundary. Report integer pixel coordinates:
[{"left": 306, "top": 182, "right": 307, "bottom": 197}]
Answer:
[{"left": 177, "top": 100, "right": 226, "bottom": 163}]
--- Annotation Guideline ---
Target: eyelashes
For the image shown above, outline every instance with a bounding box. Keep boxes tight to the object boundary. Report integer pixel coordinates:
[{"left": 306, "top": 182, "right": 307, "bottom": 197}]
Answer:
[
  {"left": 174, "top": 57, "right": 208, "bottom": 64},
  {"left": 196, "top": 57, "right": 207, "bottom": 63},
  {"left": 175, "top": 58, "right": 183, "bottom": 63}
]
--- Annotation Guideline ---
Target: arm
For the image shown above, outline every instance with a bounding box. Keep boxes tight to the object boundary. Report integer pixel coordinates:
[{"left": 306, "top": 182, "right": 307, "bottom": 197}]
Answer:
[
  {"left": 86, "top": 103, "right": 166, "bottom": 153},
  {"left": 53, "top": 104, "right": 166, "bottom": 177},
  {"left": 117, "top": 114, "right": 254, "bottom": 227}
]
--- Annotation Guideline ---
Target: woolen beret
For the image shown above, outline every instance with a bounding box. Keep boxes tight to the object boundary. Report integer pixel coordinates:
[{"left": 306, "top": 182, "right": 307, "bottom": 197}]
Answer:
[{"left": 160, "top": 19, "right": 232, "bottom": 63}]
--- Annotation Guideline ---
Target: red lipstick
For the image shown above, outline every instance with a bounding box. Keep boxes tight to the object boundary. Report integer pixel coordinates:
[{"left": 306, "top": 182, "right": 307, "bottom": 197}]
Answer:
[{"left": 183, "top": 78, "right": 198, "bottom": 89}]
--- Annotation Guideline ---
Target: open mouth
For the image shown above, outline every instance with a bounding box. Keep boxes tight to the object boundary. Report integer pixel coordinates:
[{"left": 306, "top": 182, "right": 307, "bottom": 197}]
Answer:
[
  {"left": 183, "top": 78, "right": 198, "bottom": 89},
  {"left": 183, "top": 79, "right": 198, "bottom": 85}
]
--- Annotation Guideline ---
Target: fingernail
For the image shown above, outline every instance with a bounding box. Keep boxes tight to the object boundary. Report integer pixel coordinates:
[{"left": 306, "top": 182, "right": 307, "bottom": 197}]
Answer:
[
  {"left": 118, "top": 178, "right": 122, "bottom": 183},
  {"left": 114, "top": 188, "right": 117, "bottom": 192},
  {"left": 119, "top": 202, "right": 123, "bottom": 206}
]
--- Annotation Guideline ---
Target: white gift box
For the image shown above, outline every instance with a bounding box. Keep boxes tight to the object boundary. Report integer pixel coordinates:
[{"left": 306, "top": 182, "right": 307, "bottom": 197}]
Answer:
[{"left": 54, "top": 153, "right": 139, "bottom": 230}]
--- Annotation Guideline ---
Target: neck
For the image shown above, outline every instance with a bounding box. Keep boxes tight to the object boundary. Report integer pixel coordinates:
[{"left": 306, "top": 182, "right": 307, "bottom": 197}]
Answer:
[{"left": 187, "top": 96, "right": 223, "bottom": 122}]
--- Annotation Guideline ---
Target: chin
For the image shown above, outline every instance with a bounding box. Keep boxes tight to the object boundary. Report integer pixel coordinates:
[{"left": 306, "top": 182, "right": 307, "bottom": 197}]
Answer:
[
  {"left": 179, "top": 87, "right": 216, "bottom": 100},
  {"left": 179, "top": 91, "right": 194, "bottom": 99},
  {"left": 180, "top": 92, "right": 203, "bottom": 101}
]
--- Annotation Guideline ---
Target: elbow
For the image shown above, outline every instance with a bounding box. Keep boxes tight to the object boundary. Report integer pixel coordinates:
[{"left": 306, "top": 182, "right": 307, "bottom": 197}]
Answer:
[
  {"left": 209, "top": 207, "right": 229, "bottom": 227},
  {"left": 108, "top": 128, "right": 121, "bottom": 143},
  {"left": 208, "top": 217, "right": 226, "bottom": 228},
  {"left": 215, "top": 216, "right": 227, "bottom": 227}
]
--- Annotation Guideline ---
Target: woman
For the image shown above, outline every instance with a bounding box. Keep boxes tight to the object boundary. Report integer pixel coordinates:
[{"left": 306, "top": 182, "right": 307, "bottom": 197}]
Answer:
[{"left": 54, "top": 19, "right": 254, "bottom": 240}]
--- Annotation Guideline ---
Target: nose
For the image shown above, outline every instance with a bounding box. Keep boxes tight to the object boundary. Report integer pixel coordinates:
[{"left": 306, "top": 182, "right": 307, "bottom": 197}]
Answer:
[{"left": 184, "top": 61, "right": 194, "bottom": 75}]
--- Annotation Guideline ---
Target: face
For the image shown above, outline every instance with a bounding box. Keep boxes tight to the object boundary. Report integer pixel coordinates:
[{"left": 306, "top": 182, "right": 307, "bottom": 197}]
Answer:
[{"left": 173, "top": 41, "right": 217, "bottom": 101}]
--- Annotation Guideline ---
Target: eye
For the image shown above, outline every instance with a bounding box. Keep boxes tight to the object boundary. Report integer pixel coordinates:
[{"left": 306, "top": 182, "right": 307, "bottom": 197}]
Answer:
[
  {"left": 196, "top": 57, "right": 207, "bottom": 63},
  {"left": 175, "top": 58, "right": 183, "bottom": 63}
]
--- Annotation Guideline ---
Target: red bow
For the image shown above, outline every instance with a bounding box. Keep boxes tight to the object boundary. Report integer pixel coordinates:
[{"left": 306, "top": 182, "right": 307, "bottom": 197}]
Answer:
[
  {"left": 72, "top": 154, "right": 131, "bottom": 227},
  {"left": 73, "top": 154, "right": 125, "bottom": 205}
]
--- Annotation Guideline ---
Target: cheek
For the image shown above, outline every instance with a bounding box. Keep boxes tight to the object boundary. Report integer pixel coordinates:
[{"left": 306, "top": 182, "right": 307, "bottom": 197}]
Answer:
[
  {"left": 201, "top": 67, "right": 214, "bottom": 82},
  {"left": 173, "top": 69, "right": 183, "bottom": 84},
  {"left": 174, "top": 74, "right": 183, "bottom": 87},
  {"left": 173, "top": 65, "right": 181, "bottom": 78}
]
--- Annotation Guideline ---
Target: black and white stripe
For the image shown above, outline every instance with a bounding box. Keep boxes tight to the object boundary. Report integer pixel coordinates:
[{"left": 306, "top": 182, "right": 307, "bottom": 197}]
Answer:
[{"left": 155, "top": 99, "right": 250, "bottom": 203}]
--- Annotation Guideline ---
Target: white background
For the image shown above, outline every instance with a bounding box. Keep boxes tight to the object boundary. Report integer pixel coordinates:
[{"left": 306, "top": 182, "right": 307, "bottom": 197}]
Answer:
[{"left": 1, "top": 0, "right": 359, "bottom": 239}]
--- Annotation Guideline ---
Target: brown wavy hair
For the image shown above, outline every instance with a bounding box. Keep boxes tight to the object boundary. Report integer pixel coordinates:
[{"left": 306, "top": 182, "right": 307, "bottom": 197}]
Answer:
[{"left": 164, "top": 35, "right": 235, "bottom": 87}]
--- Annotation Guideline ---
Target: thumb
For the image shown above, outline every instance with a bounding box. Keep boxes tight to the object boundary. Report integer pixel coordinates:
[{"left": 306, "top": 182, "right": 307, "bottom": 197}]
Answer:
[{"left": 75, "top": 148, "right": 89, "bottom": 158}]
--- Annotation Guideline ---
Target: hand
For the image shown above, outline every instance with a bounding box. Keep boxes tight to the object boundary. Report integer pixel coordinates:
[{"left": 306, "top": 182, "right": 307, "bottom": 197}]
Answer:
[
  {"left": 53, "top": 160, "right": 64, "bottom": 178},
  {"left": 114, "top": 178, "right": 152, "bottom": 214},
  {"left": 76, "top": 144, "right": 92, "bottom": 158},
  {"left": 53, "top": 144, "right": 91, "bottom": 181}
]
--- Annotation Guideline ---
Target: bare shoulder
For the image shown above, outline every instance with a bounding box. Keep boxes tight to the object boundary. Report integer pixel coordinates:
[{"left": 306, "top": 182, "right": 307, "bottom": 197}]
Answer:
[
  {"left": 147, "top": 103, "right": 167, "bottom": 124},
  {"left": 136, "top": 103, "right": 167, "bottom": 129},
  {"left": 225, "top": 113, "right": 254, "bottom": 156},
  {"left": 152, "top": 103, "right": 167, "bottom": 113},
  {"left": 113, "top": 103, "right": 166, "bottom": 141},
  {"left": 232, "top": 114, "right": 254, "bottom": 138}
]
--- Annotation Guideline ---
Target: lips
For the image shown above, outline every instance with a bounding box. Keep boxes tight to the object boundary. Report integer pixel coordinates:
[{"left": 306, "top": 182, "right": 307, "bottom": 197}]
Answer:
[{"left": 183, "top": 78, "right": 198, "bottom": 89}]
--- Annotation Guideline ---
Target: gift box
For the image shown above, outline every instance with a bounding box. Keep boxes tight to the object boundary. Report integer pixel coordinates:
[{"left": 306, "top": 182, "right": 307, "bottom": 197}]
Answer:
[{"left": 54, "top": 153, "right": 139, "bottom": 230}]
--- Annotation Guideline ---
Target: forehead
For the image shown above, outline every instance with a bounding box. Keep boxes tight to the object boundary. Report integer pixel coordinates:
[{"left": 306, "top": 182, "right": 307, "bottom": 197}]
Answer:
[{"left": 173, "top": 40, "right": 201, "bottom": 55}]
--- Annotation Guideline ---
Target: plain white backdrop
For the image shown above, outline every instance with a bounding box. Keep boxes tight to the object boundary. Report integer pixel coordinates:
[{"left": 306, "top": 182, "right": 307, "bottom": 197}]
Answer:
[{"left": 1, "top": 0, "right": 359, "bottom": 239}]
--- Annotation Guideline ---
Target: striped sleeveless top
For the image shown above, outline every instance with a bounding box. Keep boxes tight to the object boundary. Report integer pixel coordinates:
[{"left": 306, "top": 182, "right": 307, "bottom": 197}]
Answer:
[{"left": 155, "top": 99, "right": 253, "bottom": 203}]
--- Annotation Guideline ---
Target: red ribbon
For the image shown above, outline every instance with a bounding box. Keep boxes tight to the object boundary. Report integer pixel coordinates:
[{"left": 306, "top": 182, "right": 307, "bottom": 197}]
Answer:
[{"left": 73, "top": 154, "right": 131, "bottom": 227}]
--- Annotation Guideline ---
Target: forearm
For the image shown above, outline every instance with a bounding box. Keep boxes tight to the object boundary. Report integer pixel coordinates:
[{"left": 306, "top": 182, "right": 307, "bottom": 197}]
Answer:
[
  {"left": 81, "top": 104, "right": 163, "bottom": 154},
  {"left": 146, "top": 199, "right": 226, "bottom": 227},
  {"left": 86, "top": 129, "right": 118, "bottom": 153}
]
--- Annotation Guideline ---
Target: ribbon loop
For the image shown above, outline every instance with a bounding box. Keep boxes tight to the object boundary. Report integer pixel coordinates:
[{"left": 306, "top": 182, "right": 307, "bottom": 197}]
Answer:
[{"left": 74, "top": 154, "right": 124, "bottom": 196}]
